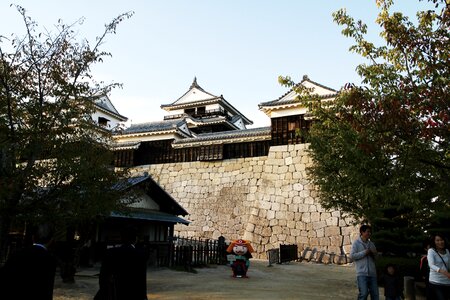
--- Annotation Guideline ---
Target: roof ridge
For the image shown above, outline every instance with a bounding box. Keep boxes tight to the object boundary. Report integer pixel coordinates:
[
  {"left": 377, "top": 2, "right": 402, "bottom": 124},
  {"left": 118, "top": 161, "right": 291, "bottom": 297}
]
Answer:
[
  {"left": 259, "top": 75, "right": 337, "bottom": 107},
  {"left": 163, "top": 78, "right": 218, "bottom": 106},
  {"left": 302, "top": 75, "right": 337, "bottom": 93}
]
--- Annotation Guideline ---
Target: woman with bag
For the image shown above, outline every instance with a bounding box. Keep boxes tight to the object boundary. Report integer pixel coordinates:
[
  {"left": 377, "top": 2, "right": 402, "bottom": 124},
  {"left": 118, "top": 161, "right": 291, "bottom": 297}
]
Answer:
[{"left": 428, "top": 234, "right": 450, "bottom": 299}]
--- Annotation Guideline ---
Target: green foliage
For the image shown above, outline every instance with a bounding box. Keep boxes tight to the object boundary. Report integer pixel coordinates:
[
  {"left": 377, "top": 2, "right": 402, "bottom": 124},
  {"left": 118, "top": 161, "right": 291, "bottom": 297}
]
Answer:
[
  {"left": 0, "top": 5, "right": 133, "bottom": 257},
  {"left": 284, "top": 0, "right": 449, "bottom": 241}
]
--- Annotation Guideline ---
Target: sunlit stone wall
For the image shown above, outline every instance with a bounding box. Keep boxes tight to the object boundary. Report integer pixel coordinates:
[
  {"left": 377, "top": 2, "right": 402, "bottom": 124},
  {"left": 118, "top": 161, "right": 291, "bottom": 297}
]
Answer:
[{"left": 129, "top": 144, "right": 358, "bottom": 258}]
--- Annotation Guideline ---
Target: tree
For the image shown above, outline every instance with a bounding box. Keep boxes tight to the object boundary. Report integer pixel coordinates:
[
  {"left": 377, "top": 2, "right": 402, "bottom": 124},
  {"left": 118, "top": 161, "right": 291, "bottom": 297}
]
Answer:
[
  {"left": 280, "top": 0, "right": 449, "bottom": 244},
  {"left": 0, "top": 5, "right": 134, "bottom": 260}
]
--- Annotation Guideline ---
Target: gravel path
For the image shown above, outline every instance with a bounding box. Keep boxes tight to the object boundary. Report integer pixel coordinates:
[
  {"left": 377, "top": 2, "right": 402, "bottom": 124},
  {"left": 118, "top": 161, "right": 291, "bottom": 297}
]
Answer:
[{"left": 53, "top": 260, "right": 367, "bottom": 300}]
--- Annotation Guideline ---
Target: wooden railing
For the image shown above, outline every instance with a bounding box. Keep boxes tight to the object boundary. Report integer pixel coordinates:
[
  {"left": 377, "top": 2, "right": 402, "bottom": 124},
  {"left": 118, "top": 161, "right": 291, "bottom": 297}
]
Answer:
[{"left": 168, "top": 237, "right": 228, "bottom": 269}]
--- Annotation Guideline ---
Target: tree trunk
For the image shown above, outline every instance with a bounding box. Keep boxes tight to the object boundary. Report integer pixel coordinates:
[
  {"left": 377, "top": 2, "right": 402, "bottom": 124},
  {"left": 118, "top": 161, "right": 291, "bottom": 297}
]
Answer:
[{"left": 0, "top": 216, "right": 12, "bottom": 265}]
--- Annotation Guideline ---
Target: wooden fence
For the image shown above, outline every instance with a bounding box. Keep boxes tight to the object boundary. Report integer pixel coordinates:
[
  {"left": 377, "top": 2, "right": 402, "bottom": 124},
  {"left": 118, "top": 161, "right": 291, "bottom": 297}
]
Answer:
[{"left": 167, "top": 236, "right": 228, "bottom": 269}]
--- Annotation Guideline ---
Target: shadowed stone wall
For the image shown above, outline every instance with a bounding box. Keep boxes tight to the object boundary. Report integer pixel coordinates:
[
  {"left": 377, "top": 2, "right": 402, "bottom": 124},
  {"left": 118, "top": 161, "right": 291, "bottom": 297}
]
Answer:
[{"left": 129, "top": 144, "right": 358, "bottom": 258}]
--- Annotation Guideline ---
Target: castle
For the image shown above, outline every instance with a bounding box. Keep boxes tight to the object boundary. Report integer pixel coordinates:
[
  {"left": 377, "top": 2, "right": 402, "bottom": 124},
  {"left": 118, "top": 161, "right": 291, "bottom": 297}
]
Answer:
[{"left": 112, "top": 76, "right": 358, "bottom": 258}]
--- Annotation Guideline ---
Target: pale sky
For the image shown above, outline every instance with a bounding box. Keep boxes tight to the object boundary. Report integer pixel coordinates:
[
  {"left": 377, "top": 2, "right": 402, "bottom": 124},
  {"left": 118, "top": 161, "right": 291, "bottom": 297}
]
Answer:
[{"left": 0, "top": 1, "right": 429, "bottom": 128}]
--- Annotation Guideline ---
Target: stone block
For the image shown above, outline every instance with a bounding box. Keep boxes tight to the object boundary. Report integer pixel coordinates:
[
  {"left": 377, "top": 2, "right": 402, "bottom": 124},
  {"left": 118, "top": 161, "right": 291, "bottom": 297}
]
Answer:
[
  {"left": 330, "top": 236, "right": 343, "bottom": 247},
  {"left": 278, "top": 165, "right": 288, "bottom": 174},
  {"left": 288, "top": 204, "right": 298, "bottom": 213},
  {"left": 298, "top": 204, "right": 309, "bottom": 212},
  {"left": 258, "top": 209, "right": 267, "bottom": 218},
  {"left": 290, "top": 228, "right": 300, "bottom": 236},
  {"left": 296, "top": 236, "right": 309, "bottom": 244},
  {"left": 316, "top": 228, "right": 325, "bottom": 238},
  {"left": 319, "top": 237, "right": 330, "bottom": 246},
  {"left": 312, "top": 221, "right": 326, "bottom": 230},
  {"left": 309, "top": 204, "right": 317, "bottom": 212},
  {"left": 325, "top": 226, "right": 341, "bottom": 237},
  {"left": 293, "top": 183, "right": 303, "bottom": 191},
  {"left": 304, "top": 197, "right": 314, "bottom": 204},
  {"left": 308, "top": 230, "right": 317, "bottom": 238},
  {"left": 326, "top": 217, "right": 339, "bottom": 226},
  {"left": 260, "top": 200, "right": 272, "bottom": 210},
  {"left": 277, "top": 234, "right": 287, "bottom": 241},
  {"left": 270, "top": 226, "right": 281, "bottom": 235},
  {"left": 295, "top": 221, "right": 305, "bottom": 230},
  {"left": 310, "top": 237, "right": 319, "bottom": 245},
  {"left": 310, "top": 212, "right": 320, "bottom": 222},
  {"left": 261, "top": 227, "right": 272, "bottom": 237},
  {"left": 292, "top": 171, "right": 302, "bottom": 179},
  {"left": 271, "top": 202, "right": 281, "bottom": 211},
  {"left": 286, "top": 211, "right": 295, "bottom": 221},
  {"left": 301, "top": 212, "right": 311, "bottom": 222},
  {"left": 275, "top": 195, "right": 284, "bottom": 204},
  {"left": 320, "top": 212, "right": 331, "bottom": 221}
]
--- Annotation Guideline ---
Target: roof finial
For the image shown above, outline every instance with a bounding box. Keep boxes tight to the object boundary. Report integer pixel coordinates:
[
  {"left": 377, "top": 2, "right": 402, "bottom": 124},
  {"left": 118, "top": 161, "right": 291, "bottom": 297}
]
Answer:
[
  {"left": 302, "top": 75, "right": 309, "bottom": 81},
  {"left": 190, "top": 77, "right": 199, "bottom": 89}
]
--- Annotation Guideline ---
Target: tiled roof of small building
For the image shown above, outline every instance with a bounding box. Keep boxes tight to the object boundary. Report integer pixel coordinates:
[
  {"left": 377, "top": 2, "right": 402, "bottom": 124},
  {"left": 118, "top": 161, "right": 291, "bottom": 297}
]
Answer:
[{"left": 113, "top": 174, "right": 189, "bottom": 216}]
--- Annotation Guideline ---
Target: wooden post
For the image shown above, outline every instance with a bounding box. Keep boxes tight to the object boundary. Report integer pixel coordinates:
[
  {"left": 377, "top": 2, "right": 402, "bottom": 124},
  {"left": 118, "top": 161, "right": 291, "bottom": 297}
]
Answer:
[{"left": 404, "top": 276, "right": 415, "bottom": 300}]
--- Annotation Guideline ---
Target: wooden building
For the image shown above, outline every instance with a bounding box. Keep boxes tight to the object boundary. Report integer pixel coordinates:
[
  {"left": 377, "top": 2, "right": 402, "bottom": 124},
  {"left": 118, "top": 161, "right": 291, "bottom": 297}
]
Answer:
[
  {"left": 113, "top": 78, "right": 270, "bottom": 167},
  {"left": 98, "top": 174, "right": 189, "bottom": 245},
  {"left": 114, "top": 75, "right": 339, "bottom": 167},
  {"left": 259, "top": 75, "right": 338, "bottom": 146}
]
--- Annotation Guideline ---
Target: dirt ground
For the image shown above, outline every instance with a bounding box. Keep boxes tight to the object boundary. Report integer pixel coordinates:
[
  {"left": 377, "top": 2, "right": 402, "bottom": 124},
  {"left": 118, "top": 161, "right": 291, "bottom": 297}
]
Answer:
[
  {"left": 52, "top": 259, "right": 428, "bottom": 300},
  {"left": 54, "top": 260, "right": 364, "bottom": 300}
]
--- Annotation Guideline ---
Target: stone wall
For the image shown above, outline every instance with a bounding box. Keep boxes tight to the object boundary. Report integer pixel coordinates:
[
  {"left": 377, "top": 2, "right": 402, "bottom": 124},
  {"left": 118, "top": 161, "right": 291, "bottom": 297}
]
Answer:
[{"left": 129, "top": 144, "right": 358, "bottom": 258}]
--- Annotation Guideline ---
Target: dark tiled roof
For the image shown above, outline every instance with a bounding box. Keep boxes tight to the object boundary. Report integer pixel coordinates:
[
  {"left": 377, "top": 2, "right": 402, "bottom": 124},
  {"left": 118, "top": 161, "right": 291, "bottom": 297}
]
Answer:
[
  {"left": 94, "top": 95, "right": 128, "bottom": 121},
  {"left": 112, "top": 141, "right": 141, "bottom": 150},
  {"left": 229, "top": 115, "right": 242, "bottom": 123},
  {"left": 121, "top": 119, "right": 185, "bottom": 135},
  {"left": 173, "top": 126, "right": 271, "bottom": 145}
]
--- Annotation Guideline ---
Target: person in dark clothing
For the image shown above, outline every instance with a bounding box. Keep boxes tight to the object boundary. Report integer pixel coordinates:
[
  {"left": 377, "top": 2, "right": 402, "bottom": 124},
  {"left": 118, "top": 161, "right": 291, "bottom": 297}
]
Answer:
[
  {"left": 95, "top": 227, "right": 148, "bottom": 300},
  {"left": 380, "top": 264, "right": 403, "bottom": 300},
  {"left": 0, "top": 223, "right": 57, "bottom": 300}
]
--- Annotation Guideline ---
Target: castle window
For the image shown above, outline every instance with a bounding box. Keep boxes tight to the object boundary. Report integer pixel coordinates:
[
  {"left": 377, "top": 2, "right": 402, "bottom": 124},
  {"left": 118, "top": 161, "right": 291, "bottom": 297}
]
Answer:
[
  {"left": 98, "top": 116, "right": 109, "bottom": 127},
  {"left": 271, "top": 115, "right": 311, "bottom": 146},
  {"left": 185, "top": 108, "right": 195, "bottom": 115},
  {"left": 197, "top": 106, "right": 206, "bottom": 114},
  {"left": 198, "top": 144, "right": 223, "bottom": 161}
]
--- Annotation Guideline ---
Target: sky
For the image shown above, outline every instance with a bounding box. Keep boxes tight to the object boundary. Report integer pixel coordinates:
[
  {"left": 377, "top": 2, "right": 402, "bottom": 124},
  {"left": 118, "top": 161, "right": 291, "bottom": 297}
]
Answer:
[{"left": 0, "top": 1, "right": 430, "bottom": 128}]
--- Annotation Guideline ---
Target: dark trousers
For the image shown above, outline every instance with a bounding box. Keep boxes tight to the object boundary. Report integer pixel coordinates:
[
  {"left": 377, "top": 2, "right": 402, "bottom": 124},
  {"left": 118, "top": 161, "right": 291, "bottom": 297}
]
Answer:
[{"left": 429, "top": 283, "right": 450, "bottom": 300}]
